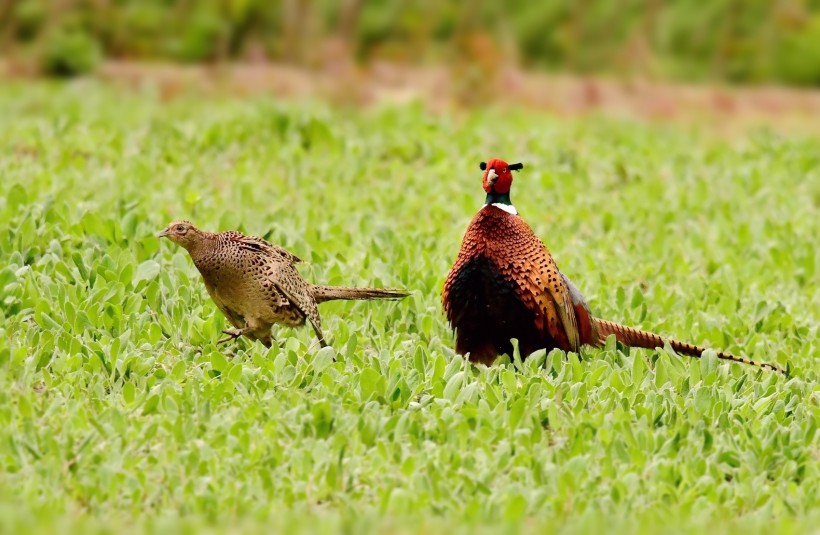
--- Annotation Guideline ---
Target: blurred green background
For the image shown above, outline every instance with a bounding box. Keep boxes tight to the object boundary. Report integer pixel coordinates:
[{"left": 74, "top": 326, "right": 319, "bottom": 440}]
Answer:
[{"left": 3, "top": 0, "right": 820, "bottom": 85}]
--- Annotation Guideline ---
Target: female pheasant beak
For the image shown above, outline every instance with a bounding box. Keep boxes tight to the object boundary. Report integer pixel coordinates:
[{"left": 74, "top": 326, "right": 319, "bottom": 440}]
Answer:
[{"left": 156, "top": 228, "right": 170, "bottom": 238}]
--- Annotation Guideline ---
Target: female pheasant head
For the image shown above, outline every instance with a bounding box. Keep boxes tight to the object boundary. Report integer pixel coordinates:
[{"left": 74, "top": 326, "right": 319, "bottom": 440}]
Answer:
[
  {"left": 157, "top": 220, "right": 204, "bottom": 250},
  {"left": 480, "top": 159, "right": 523, "bottom": 214}
]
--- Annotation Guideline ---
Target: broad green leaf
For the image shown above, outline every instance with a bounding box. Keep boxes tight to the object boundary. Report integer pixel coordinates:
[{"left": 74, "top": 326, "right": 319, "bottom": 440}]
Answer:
[{"left": 133, "top": 259, "right": 160, "bottom": 285}]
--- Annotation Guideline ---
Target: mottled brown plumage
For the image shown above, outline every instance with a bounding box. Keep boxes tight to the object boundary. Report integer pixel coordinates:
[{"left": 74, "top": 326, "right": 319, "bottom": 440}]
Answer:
[
  {"left": 158, "top": 220, "right": 409, "bottom": 347},
  {"left": 443, "top": 159, "right": 785, "bottom": 375}
]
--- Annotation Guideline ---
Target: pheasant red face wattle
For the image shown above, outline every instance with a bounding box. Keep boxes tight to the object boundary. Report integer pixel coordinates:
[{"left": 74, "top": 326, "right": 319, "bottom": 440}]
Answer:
[{"left": 480, "top": 159, "right": 521, "bottom": 194}]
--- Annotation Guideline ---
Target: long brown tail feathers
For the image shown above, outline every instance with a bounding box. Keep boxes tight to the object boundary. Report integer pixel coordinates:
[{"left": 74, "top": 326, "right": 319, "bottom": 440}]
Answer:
[
  {"left": 594, "top": 319, "right": 787, "bottom": 376},
  {"left": 310, "top": 285, "right": 410, "bottom": 304}
]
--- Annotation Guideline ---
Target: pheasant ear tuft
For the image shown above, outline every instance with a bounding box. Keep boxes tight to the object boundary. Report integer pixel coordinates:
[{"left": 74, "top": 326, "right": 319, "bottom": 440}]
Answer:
[
  {"left": 479, "top": 161, "right": 487, "bottom": 171},
  {"left": 509, "top": 163, "right": 524, "bottom": 171}
]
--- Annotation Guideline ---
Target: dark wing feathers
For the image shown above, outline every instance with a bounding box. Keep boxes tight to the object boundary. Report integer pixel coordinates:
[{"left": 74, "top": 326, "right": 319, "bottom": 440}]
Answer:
[{"left": 444, "top": 207, "right": 581, "bottom": 353}]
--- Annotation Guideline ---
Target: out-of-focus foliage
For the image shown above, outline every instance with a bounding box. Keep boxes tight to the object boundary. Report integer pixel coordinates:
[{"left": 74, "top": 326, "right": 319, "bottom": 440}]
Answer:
[
  {"left": 2, "top": 0, "right": 820, "bottom": 84},
  {"left": 40, "top": 26, "right": 103, "bottom": 76}
]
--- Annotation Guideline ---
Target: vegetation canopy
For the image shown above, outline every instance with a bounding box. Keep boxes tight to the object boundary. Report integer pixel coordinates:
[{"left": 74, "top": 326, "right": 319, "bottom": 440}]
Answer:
[{"left": 0, "top": 83, "right": 817, "bottom": 534}]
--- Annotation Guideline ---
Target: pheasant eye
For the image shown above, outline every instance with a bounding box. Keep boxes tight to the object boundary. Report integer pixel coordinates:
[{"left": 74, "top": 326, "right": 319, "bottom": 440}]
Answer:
[
  {"left": 175, "top": 225, "right": 186, "bottom": 233},
  {"left": 502, "top": 168, "right": 507, "bottom": 173}
]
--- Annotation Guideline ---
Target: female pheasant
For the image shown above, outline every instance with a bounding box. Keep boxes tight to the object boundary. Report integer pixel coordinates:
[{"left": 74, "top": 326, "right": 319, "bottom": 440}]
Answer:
[
  {"left": 158, "top": 220, "right": 409, "bottom": 348},
  {"left": 442, "top": 158, "right": 785, "bottom": 375}
]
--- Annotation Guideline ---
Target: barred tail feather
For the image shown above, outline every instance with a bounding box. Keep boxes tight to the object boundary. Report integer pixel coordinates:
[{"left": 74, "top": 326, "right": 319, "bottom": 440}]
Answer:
[
  {"left": 311, "top": 285, "right": 410, "bottom": 304},
  {"left": 593, "top": 318, "right": 786, "bottom": 375}
]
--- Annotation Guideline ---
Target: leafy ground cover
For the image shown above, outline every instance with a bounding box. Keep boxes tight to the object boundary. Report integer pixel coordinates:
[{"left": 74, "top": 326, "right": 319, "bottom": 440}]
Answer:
[{"left": 0, "top": 81, "right": 817, "bottom": 534}]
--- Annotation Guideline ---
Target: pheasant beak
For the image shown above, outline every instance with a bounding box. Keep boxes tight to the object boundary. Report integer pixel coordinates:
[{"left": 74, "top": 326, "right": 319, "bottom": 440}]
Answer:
[
  {"left": 486, "top": 168, "right": 498, "bottom": 185},
  {"left": 156, "top": 228, "right": 170, "bottom": 238}
]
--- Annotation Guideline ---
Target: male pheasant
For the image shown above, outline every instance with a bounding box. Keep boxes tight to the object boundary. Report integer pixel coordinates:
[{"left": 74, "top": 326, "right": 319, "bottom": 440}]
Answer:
[
  {"left": 158, "top": 220, "right": 409, "bottom": 347},
  {"left": 442, "top": 159, "right": 785, "bottom": 375}
]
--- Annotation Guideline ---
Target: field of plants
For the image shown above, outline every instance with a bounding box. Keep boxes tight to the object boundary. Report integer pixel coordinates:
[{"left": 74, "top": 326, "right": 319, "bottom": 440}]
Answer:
[{"left": 0, "top": 81, "right": 817, "bottom": 534}]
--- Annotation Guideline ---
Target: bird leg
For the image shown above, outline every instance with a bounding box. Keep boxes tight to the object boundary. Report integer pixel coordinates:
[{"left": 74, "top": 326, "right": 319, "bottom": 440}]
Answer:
[
  {"left": 255, "top": 330, "right": 277, "bottom": 348},
  {"left": 308, "top": 320, "right": 328, "bottom": 348},
  {"left": 218, "top": 328, "right": 247, "bottom": 344}
]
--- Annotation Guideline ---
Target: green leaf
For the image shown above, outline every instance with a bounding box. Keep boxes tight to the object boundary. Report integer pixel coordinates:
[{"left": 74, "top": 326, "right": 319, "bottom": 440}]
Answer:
[
  {"left": 122, "top": 382, "right": 135, "bottom": 405},
  {"left": 443, "top": 371, "right": 465, "bottom": 401},
  {"left": 359, "top": 368, "right": 384, "bottom": 400},
  {"left": 694, "top": 387, "right": 712, "bottom": 414},
  {"left": 312, "top": 346, "right": 336, "bottom": 373},
  {"left": 7, "top": 183, "right": 28, "bottom": 210},
  {"left": 133, "top": 259, "right": 160, "bottom": 285},
  {"left": 211, "top": 352, "right": 228, "bottom": 373},
  {"left": 701, "top": 349, "right": 719, "bottom": 379},
  {"left": 508, "top": 398, "right": 527, "bottom": 429},
  {"left": 503, "top": 494, "right": 527, "bottom": 522},
  {"left": 142, "top": 394, "right": 160, "bottom": 415},
  {"left": 227, "top": 362, "right": 243, "bottom": 383},
  {"left": 631, "top": 351, "right": 646, "bottom": 384},
  {"left": 654, "top": 353, "right": 669, "bottom": 386}
]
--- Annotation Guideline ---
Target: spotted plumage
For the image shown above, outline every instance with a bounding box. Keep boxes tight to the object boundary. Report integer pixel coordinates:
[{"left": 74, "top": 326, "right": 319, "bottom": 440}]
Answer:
[
  {"left": 443, "top": 159, "right": 785, "bottom": 375},
  {"left": 158, "top": 220, "right": 409, "bottom": 347}
]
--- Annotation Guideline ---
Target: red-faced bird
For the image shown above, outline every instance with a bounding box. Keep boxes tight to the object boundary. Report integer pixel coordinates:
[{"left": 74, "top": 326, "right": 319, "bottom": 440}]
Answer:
[{"left": 442, "top": 158, "right": 785, "bottom": 375}]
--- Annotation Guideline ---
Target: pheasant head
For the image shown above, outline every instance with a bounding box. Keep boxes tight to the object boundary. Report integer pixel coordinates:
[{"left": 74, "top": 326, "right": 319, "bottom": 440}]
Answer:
[
  {"left": 480, "top": 159, "right": 522, "bottom": 194},
  {"left": 480, "top": 159, "right": 523, "bottom": 213},
  {"left": 157, "top": 220, "right": 206, "bottom": 251}
]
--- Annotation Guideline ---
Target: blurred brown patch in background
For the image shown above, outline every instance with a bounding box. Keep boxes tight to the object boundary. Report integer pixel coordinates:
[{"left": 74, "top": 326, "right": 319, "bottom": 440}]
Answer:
[
  {"left": 14, "top": 59, "right": 811, "bottom": 135},
  {"left": 2, "top": 0, "right": 820, "bottom": 131}
]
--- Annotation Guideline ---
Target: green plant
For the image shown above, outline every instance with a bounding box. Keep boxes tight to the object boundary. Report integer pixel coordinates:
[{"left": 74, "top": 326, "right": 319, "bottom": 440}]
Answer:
[{"left": 0, "top": 82, "right": 817, "bottom": 534}]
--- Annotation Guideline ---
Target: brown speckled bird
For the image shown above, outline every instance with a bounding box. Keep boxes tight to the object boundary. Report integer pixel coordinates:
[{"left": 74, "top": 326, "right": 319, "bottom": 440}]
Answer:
[
  {"left": 158, "top": 220, "right": 409, "bottom": 347},
  {"left": 442, "top": 158, "right": 785, "bottom": 375}
]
